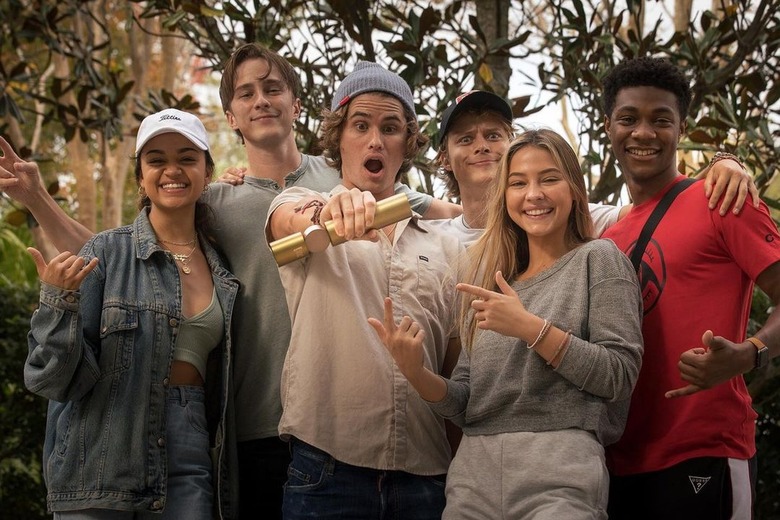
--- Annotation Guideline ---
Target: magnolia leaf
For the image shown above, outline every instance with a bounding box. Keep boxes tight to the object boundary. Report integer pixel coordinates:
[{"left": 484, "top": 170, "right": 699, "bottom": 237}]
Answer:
[
  {"left": 478, "top": 63, "right": 493, "bottom": 85},
  {"left": 5, "top": 210, "right": 28, "bottom": 227}
]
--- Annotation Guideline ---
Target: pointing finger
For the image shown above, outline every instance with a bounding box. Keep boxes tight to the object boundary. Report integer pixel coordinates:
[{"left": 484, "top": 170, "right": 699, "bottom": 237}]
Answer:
[
  {"left": 367, "top": 316, "right": 387, "bottom": 342},
  {"left": 665, "top": 384, "right": 702, "bottom": 399},
  {"left": 456, "top": 282, "right": 493, "bottom": 299}
]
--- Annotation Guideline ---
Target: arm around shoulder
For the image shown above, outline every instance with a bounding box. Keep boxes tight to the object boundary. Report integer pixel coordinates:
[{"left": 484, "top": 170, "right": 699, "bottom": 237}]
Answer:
[{"left": 422, "top": 197, "right": 462, "bottom": 219}]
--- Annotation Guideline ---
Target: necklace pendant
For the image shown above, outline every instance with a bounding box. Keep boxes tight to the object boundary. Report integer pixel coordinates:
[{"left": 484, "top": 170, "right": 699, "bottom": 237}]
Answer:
[{"left": 181, "top": 265, "right": 192, "bottom": 274}]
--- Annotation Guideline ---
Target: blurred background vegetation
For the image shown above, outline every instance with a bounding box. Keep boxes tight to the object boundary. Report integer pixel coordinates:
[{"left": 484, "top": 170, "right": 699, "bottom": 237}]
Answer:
[{"left": 1, "top": 0, "right": 778, "bottom": 517}]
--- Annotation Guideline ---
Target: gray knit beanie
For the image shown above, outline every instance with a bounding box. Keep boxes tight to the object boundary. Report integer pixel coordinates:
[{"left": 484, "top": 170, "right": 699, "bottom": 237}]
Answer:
[{"left": 331, "top": 61, "right": 416, "bottom": 116}]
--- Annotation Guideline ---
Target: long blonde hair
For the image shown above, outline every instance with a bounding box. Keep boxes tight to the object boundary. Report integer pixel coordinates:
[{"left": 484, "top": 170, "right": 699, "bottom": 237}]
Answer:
[{"left": 459, "top": 129, "right": 593, "bottom": 350}]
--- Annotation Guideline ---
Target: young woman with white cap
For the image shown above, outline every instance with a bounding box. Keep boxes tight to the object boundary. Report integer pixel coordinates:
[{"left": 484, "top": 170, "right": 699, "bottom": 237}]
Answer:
[{"left": 4, "top": 109, "right": 239, "bottom": 519}]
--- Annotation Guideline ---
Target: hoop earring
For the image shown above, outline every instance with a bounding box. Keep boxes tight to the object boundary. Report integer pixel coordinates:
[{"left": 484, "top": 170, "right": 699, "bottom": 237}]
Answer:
[
  {"left": 203, "top": 184, "right": 210, "bottom": 194},
  {"left": 138, "top": 186, "right": 146, "bottom": 196}
]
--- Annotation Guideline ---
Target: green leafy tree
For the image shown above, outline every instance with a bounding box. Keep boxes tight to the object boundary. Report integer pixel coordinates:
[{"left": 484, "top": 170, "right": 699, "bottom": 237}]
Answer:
[
  {"left": 0, "top": 280, "right": 47, "bottom": 519},
  {"left": 527, "top": 0, "right": 779, "bottom": 207},
  {"left": 2, "top": 0, "right": 779, "bottom": 516}
]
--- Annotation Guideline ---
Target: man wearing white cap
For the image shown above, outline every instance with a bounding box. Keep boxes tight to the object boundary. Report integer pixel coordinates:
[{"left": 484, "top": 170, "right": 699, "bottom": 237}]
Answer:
[{"left": 266, "top": 61, "right": 461, "bottom": 519}]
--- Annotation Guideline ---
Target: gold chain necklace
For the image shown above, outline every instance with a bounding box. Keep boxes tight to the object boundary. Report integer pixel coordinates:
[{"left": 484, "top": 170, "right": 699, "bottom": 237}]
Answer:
[
  {"left": 165, "top": 243, "right": 197, "bottom": 274},
  {"left": 160, "top": 237, "right": 196, "bottom": 247}
]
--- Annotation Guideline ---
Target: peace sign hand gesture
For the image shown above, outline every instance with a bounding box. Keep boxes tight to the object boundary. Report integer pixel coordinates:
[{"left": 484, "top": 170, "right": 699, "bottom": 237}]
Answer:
[
  {"left": 368, "top": 297, "right": 426, "bottom": 382},
  {"left": 368, "top": 297, "right": 448, "bottom": 402},
  {"left": 0, "top": 137, "right": 48, "bottom": 207}
]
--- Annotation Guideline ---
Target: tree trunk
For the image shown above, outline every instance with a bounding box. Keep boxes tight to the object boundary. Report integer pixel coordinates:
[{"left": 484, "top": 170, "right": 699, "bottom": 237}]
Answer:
[
  {"left": 474, "top": 0, "right": 511, "bottom": 97},
  {"left": 53, "top": 52, "right": 97, "bottom": 232},
  {"left": 673, "top": 0, "right": 694, "bottom": 171},
  {"left": 101, "top": 3, "right": 154, "bottom": 229},
  {"left": 674, "top": 0, "right": 693, "bottom": 32}
]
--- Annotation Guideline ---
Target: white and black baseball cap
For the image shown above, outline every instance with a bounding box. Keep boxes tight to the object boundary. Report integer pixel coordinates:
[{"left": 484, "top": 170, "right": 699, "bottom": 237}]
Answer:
[{"left": 135, "top": 108, "right": 209, "bottom": 155}]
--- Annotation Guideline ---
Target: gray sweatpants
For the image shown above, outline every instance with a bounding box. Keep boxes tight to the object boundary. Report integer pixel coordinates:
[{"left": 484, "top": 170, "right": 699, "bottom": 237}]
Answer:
[{"left": 443, "top": 429, "right": 608, "bottom": 520}]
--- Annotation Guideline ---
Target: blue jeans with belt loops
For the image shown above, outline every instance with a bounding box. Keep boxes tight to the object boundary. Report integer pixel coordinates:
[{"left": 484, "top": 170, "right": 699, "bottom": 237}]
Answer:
[
  {"left": 282, "top": 439, "right": 446, "bottom": 520},
  {"left": 54, "top": 386, "right": 213, "bottom": 520}
]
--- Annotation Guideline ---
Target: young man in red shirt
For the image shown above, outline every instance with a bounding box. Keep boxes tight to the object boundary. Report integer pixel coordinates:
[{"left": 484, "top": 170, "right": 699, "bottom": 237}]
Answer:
[{"left": 603, "top": 56, "right": 780, "bottom": 520}]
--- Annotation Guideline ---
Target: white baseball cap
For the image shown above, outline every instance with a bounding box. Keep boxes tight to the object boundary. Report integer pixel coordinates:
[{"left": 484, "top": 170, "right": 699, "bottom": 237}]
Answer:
[{"left": 135, "top": 108, "right": 209, "bottom": 155}]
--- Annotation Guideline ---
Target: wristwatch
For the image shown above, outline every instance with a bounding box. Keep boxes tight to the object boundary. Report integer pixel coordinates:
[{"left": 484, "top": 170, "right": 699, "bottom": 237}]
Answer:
[{"left": 747, "top": 337, "right": 769, "bottom": 370}]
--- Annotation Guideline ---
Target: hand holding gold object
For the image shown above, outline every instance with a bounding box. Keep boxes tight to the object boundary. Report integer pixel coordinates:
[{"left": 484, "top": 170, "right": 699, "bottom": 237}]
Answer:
[{"left": 270, "top": 193, "right": 412, "bottom": 267}]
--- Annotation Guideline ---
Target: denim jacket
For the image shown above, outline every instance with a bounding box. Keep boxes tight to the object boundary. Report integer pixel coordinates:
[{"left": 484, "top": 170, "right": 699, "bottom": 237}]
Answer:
[{"left": 25, "top": 208, "right": 240, "bottom": 518}]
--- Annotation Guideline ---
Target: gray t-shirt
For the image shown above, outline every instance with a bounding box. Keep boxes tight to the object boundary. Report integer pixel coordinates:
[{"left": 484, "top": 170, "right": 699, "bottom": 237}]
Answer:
[
  {"left": 430, "top": 239, "right": 644, "bottom": 446},
  {"left": 204, "top": 154, "right": 433, "bottom": 441}
]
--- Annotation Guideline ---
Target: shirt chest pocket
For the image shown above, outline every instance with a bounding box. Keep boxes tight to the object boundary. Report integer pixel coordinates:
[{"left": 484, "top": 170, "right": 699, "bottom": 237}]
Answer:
[
  {"left": 415, "top": 257, "right": 451, "bottom": 312},
  {"left": 98, "top": 305, "right": 138, "bottom": 378}
]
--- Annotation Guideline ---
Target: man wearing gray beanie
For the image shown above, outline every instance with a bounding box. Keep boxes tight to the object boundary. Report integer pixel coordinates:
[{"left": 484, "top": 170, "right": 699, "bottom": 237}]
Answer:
[{"left": 265, "top": 61, "right": 462, "bottom": 519}]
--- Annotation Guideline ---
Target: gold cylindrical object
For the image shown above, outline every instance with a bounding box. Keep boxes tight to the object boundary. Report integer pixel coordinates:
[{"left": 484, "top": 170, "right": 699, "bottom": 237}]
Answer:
[
  {"left": 270, "top": 193, "right": 412, "bottom": 266},
  {"left": 325, "top": 193, "right": 412, "bottom": 246},
  {"left": 269, "top": 232, "right": 310, "bottom": 267}
]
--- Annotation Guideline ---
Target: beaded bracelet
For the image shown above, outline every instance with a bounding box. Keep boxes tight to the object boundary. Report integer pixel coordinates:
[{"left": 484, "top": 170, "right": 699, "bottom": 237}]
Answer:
[
  {"left": 527, "top": 319, "right": 552, "bottom": 350},
  {"left": 546, "top": 331, "right": 571, "bottom": 366},
  {"left": 709, "top": 151, "right": 746, "bottom": 172}
]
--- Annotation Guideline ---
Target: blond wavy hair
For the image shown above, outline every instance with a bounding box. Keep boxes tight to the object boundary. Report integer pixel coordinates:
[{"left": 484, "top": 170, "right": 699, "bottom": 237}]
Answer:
[{"left": 459, "top": 129, "right": 594, "bottom": 350}]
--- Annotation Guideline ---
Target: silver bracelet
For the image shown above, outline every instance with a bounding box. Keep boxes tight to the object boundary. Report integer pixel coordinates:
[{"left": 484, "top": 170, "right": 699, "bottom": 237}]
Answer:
[{"left": 527, "top": 319, "right": 551, "bottom": 350}]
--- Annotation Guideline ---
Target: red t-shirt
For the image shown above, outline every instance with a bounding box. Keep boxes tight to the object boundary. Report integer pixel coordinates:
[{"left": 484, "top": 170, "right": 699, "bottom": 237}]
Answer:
[{"left": 603, "top": 176, "right": 780, "bottom": 476}]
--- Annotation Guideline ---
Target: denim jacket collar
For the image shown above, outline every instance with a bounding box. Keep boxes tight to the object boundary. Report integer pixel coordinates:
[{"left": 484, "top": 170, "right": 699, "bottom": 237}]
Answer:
[{"left": 134, "top": 207, "right": 238, "bottom": 285}]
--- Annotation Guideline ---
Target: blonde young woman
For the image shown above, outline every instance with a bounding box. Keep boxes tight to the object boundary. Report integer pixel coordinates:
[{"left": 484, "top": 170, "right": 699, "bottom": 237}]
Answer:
[
  {"left": 370, "top": 129, "right": 644, "bottom": 519},
  {"left": 9, "top": 109, "right": 239, "bottom": 519}
]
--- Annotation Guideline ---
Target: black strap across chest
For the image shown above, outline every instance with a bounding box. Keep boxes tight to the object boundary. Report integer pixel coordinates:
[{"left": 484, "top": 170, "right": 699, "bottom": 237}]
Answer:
[{"left": 629, "top": 178, "right": 696, "bottom": 272}]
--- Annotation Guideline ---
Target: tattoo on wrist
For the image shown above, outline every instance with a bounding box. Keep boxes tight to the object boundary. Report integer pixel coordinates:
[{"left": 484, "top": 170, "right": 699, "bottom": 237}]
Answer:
[{"left": 294, "top": 200, "right": 325, "bottom": 225}]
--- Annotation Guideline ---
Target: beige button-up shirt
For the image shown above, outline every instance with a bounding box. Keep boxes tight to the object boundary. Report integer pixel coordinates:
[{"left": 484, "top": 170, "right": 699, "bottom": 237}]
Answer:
[{"left": 267, "top": 186, "right": 463, "bottom": 475}]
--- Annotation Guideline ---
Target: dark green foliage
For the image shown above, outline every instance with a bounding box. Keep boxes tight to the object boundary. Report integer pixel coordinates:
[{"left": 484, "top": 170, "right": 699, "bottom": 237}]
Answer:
[
  {"left": 753, "top": 375, "right": 780, "bottom": 519},
  {"left": 0, "top": 0, "right": 132, "bottom": 144},
  {"left": 533, "top": 0, "right": 779, "bottom": 204},
  {"left": 1, "top": 1, "right": 779, "bottom": 516},
  {"left": 746, "top": 288, "right": 780, "bottom": 519},
  {"left": 0, "top": 282, "right": 48, "bottom": 518},
  {"left": 131, "top": 0, "right": 542, "bottom": 185}
]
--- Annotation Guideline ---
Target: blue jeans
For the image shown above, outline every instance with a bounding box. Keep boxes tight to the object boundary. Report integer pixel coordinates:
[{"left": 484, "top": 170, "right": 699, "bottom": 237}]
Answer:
[
  {"left": 54, "top": 386, "right": 213, "bottom": 519},
  {"left": 282, "top": 439, "right": 445, "bottom": 520}
]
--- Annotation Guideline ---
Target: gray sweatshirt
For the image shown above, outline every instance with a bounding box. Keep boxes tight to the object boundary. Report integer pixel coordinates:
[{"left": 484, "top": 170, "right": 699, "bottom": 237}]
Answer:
[{"left": 430, "top": 239, "right": 644, "bottom": 446}]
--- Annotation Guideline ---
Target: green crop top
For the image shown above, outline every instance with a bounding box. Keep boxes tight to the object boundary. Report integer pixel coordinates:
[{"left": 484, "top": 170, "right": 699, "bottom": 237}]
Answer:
[{"left": 173, "top": 288, "right": 224, "bottom": 380}]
